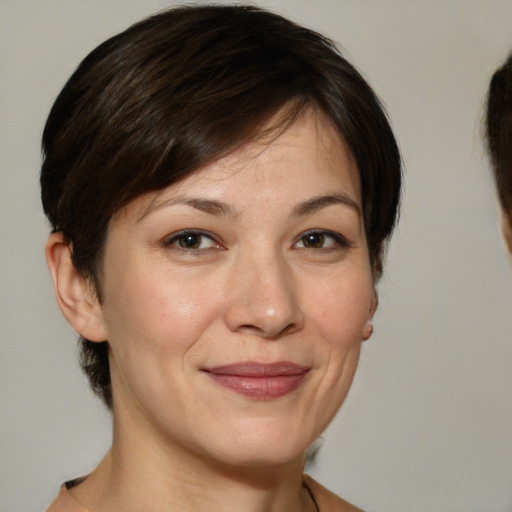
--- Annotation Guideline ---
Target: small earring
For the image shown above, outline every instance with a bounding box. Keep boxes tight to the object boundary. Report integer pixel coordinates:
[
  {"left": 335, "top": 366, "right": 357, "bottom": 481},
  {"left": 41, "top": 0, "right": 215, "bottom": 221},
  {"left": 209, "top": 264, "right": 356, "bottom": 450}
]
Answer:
[{"left": 362, "top": 323, "right": 373, "bottom": 341}]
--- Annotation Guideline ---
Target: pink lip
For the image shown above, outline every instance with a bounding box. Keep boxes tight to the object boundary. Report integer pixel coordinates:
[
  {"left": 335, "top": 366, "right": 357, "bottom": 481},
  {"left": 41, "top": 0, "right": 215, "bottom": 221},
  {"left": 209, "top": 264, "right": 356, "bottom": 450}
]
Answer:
[{"left": 202, "top": 362, "right": 310, "bottom": 400}]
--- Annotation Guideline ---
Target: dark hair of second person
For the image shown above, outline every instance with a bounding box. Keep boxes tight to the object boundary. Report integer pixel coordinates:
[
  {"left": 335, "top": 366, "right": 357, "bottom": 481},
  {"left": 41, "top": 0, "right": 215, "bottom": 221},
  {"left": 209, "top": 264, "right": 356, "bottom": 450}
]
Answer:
[{"left": 486, "top": 52, "right": 512, "bottom": 251}]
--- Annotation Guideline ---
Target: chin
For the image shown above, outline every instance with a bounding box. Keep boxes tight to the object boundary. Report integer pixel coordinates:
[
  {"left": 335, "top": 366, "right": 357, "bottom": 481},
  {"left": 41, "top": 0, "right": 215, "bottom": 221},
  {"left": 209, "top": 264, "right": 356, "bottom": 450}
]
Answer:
[
  {"left": 213, "top": 445, "right": 307, "bottom": 471},
  {"left": 201, "top": 419, "right": 315, "bottom": 470}
]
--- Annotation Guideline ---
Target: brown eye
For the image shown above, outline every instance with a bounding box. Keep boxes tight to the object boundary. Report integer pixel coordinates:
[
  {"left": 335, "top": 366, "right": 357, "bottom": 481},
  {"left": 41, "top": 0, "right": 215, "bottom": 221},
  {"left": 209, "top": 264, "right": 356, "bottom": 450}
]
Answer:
[
  {"left": 178, "top": 233, "right": 202, "bottom": 249},
  {"left": 301, "top": 232, "right": 325, "bottom": 248},
  {"left": 166, "top": 231, "right": 219, "bottom": 251},
  {"left": 295, "top": 230, "right": 348, "bottom": 250}
]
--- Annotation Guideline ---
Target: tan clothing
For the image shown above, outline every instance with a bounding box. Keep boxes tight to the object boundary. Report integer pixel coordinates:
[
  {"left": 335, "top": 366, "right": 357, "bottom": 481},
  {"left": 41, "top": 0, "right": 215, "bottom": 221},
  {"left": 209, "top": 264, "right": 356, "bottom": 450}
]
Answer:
[
  {"left": 46, "top": 482, "right": 88, "bottom": 512},
  {"left": 46, "top": 474, "right": 363, "bottom": 512},
  {"left": 303, "top": 474, "right": 365, "bottom": 512}
]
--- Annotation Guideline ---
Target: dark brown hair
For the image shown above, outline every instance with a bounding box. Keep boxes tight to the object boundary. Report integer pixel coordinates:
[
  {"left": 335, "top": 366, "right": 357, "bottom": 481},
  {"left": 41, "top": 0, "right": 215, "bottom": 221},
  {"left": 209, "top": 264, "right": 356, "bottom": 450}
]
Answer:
[
  {"left": 41, "top": 5, "right": 402, "bottom": 408},
  {"left": 486, "top": 52, "right": 512, "bottom": 225}
]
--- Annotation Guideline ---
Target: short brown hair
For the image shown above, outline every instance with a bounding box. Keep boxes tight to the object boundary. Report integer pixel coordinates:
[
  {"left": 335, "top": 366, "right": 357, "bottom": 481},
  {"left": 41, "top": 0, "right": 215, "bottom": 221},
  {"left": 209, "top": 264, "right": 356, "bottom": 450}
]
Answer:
[
  {"left": 486, "top": 52, "right": 512, "bottom": 225},
  {"left": 41, "top": 5, "right": 402, "bottom": 408}
]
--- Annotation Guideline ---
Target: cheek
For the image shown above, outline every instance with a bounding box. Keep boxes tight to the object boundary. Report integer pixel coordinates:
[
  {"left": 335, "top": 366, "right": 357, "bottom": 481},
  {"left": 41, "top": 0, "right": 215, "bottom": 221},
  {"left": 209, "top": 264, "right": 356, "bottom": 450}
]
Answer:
[
  {"left": 102, "top": 263, "right": 224, "bottom": 363},
  {"left": 305, "top": 271, "right": 372, "bottom": 400},
  {"left": 103, "top": 267, "right": 226, "bottom": 415},
  {"left": 308, "top": 272, "right": 373, "bottom": 344}
]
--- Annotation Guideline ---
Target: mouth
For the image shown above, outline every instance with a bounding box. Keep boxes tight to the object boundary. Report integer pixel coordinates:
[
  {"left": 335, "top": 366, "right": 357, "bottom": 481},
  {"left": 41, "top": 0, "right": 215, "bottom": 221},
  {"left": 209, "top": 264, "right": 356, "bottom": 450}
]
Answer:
[{"left": 202, "top": 362, "right": 310, "bottom": 400}]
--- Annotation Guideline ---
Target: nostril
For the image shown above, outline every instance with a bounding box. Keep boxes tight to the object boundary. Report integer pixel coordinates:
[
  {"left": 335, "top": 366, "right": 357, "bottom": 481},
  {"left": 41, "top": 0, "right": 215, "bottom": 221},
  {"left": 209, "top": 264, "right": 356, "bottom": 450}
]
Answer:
[
  {"left": 237, "top": 320, "right": 299, "bottom": 339},
  {"left": 281, "top": 322, "right": 299, "bottom": 336}
]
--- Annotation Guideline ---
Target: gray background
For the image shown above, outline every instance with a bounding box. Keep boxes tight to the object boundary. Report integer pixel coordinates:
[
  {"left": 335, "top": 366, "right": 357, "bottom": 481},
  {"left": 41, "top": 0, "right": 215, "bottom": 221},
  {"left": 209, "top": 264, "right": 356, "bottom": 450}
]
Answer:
[{"left": 1, "top": 1, "right": 511, "bottom": 511}]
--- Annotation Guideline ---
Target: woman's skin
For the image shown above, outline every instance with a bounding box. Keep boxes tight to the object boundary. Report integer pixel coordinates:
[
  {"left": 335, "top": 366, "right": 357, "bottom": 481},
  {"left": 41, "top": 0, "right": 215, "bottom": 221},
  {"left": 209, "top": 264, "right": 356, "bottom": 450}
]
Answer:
[{"left": 46, "top": 108, "right": 376, "bottom": 512}]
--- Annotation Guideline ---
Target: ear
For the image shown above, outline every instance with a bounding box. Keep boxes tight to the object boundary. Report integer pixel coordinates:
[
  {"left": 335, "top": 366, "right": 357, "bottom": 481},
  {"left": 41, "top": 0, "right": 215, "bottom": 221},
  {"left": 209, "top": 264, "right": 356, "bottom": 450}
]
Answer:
[
  {"left": 362, "top": 289, "right": 378, "bottom": 341},
  {"left": 45, "top": 232, "right": 107, "bottom": 342}
]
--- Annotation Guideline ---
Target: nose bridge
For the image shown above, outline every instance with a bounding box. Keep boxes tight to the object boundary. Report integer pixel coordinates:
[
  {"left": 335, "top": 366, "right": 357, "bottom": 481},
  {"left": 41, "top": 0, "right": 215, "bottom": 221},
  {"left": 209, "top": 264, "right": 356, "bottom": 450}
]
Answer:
[{"left": 224, "top": 244, "right": 304, "bottom": 338}]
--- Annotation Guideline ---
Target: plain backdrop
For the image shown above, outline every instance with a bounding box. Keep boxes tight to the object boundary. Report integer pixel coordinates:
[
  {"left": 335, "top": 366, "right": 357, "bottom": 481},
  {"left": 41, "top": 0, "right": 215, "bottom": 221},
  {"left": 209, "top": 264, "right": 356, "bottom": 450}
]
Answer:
[{"left": 1, "top": 1, "right": 512, "bottom": 511}]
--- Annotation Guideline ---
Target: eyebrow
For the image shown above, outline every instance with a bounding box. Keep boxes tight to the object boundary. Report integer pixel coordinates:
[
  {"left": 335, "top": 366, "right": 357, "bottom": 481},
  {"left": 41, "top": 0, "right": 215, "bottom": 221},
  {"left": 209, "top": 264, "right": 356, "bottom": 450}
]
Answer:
[
  {"left": 291, "top": 193, "right": 362, "bottom": 218},
  {"left": 138, "top": 197, "right": 236, "bottom": 222},
  {"left": 138, "top": 192, "right": 361, "bottom": 222}
]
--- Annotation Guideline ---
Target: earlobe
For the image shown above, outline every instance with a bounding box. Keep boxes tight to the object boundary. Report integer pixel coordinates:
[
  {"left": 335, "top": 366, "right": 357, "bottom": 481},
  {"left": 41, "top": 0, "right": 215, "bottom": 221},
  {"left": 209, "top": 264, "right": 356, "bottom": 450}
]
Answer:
[
  {"left": 362, "top": 290, "right": 378, "bottom": 341},
  {"left": 45, "top": 232, "right": 107, "bottom": 342}
]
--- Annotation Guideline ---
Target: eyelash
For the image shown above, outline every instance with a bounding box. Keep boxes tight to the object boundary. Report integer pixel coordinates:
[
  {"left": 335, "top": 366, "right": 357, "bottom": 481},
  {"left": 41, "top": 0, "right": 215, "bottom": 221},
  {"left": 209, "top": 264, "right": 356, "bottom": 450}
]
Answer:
[
  {"left": 163, "top": 230, "right": 223, "bottom": 252},
  {"left": 163, "top": 229, "right": 350, "bottom": 253},
  {"left": 294, "top": 230, "right": 350, "bottom": 251}
]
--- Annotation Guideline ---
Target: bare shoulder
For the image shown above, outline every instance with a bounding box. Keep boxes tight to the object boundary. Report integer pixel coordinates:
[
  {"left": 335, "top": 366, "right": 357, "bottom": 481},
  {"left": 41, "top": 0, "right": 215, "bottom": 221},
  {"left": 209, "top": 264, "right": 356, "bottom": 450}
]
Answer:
[{"left": 303, "top": 474, "right": 365, "bottom": 512}]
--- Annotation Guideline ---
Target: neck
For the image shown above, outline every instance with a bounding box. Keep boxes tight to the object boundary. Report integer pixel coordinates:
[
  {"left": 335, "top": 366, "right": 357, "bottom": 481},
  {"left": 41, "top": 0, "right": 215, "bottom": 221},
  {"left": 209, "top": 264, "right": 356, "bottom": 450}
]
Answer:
[{"left": 69, "top": 403, "right": 316, "bottom": 512}]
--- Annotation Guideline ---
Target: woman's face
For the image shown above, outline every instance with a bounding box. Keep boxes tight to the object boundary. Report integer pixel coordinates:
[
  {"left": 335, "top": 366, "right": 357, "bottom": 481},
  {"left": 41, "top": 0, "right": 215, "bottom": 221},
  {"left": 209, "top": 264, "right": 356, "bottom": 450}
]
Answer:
[{"left": 97, "top": 109, "right": 376, "bottom": 468}]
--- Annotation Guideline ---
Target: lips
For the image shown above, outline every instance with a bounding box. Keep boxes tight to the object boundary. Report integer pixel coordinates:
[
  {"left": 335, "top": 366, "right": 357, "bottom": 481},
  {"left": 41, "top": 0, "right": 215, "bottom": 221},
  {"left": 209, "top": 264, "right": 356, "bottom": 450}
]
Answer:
[{"left": 202, "top": 362, "right": 310, "bottom": 400}]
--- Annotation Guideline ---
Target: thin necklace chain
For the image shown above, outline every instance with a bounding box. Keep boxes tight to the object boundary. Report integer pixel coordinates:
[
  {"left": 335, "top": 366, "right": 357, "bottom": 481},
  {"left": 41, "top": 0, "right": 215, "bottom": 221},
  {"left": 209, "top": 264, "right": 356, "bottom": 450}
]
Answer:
[{"left": 305, "top": 484, "right": 320, "bottom": 512}]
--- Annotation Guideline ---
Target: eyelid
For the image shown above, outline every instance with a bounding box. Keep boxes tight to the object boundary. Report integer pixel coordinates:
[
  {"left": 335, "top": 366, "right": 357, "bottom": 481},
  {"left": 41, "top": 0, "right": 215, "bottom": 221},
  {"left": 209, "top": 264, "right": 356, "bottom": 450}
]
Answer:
[
  {"left": 163, "top": 229, "right": 224, "bottom": 250},
  {"left": 294, "top": 229, "right": 351, "bottom": 249}
]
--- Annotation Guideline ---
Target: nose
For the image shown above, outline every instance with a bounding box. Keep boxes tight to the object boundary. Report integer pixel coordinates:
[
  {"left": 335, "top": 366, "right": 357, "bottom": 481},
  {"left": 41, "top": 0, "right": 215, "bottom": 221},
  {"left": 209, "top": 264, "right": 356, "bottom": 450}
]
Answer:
[{"left": 223, "top": 250, "right": 304, "bottom": 339}]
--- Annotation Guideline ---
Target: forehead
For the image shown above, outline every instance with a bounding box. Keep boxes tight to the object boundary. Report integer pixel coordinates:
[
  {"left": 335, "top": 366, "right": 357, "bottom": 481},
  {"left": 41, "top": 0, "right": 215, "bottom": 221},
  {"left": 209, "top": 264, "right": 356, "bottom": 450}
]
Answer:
[{"left": 120, "top": 108, "right": 360, "bottom": 222}]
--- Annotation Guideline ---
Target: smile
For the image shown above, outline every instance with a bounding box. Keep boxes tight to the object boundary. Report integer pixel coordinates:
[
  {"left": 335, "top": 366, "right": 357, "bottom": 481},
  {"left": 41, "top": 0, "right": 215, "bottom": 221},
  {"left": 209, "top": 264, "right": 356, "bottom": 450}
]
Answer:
[{"left": 202, "top": 362, "right": 310, "bottom": 400}]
